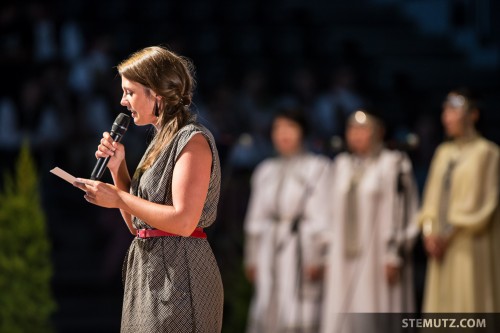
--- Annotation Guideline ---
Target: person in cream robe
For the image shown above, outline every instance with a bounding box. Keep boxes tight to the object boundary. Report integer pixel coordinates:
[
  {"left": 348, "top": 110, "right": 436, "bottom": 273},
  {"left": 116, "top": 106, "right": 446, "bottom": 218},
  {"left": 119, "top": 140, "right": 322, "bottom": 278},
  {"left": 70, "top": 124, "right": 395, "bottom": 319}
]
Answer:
[{"left": 418, "top": 89, "right": 500, "bottom": 313}]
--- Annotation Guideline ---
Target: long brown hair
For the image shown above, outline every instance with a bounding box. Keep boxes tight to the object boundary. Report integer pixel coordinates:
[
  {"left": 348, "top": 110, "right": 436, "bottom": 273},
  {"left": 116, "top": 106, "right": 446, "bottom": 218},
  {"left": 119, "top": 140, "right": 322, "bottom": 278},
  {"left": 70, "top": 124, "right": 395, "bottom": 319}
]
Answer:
[{"left": 117, "top": 46, "right": 196, "bottom": 172}]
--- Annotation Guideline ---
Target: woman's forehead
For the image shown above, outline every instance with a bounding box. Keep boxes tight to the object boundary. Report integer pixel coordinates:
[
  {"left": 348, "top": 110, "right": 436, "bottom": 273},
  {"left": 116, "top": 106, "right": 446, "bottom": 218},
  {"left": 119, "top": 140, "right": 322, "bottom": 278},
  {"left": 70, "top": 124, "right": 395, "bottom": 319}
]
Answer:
[{"left": 121, "top": 76, "right": 136, "bottom": 88}]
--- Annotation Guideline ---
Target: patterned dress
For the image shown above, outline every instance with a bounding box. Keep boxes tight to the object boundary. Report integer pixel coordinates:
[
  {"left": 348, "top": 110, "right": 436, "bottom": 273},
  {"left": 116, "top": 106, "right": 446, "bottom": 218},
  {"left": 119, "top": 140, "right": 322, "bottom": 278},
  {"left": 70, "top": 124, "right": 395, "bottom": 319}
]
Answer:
[{"left": 121, "top": 122, "right": 224, "bottom": 333}]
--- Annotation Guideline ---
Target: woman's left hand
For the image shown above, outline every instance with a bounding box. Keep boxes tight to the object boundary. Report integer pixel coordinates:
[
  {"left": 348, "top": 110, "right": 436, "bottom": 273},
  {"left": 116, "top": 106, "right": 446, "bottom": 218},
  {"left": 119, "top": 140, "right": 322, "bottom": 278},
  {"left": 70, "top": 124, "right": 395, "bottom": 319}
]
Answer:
[
  {"left": 385, "top": 263, "right": 401, "bottom": 286},
  {"left": 73, "top": 178, "right": 123, "bottom": 209},
  {"left": 304, "top": 265, "right": 324, "bottom": 282}
]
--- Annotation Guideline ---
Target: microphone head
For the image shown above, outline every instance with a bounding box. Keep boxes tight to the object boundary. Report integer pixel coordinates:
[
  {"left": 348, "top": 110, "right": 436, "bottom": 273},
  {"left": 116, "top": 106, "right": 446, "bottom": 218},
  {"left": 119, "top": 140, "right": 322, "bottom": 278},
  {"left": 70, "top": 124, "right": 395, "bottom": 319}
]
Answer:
[{"left": 111, "top": 113, "right": 131, "bottom": 136}]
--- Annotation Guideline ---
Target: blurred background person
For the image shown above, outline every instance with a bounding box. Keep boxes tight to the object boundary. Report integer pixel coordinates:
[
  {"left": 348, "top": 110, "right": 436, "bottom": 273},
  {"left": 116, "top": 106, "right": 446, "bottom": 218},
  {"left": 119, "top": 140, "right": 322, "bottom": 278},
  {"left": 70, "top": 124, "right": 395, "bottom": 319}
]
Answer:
[
  {"left": 244, "top": 107, "right": 330, "bottom": 333},
  {"left": 418, "top": 88, "right": 500, "bottom": 313},
  {"left": 321, "top": 110, "right": 419, "bottom": 333}
]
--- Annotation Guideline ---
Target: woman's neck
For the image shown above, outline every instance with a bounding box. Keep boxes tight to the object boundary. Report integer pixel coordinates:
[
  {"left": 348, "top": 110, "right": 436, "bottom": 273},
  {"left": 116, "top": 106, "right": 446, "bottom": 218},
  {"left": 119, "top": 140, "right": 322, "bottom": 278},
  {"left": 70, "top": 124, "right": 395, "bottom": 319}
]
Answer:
[
  {"left": 280, "top": 148, "right": 304, "bottom": 159},
  {"left": 352, "top": 143, "right": 383, "bottom": 159},
  {"left": 453, "top": 128, "right": 478, "bottom": 145}
]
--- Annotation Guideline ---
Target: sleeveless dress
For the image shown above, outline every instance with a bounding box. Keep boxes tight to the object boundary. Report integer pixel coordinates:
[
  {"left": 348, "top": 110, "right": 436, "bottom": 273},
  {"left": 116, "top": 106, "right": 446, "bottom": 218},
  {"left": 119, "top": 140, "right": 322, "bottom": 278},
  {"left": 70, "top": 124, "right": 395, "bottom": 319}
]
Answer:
[{"left": 120, "top": 122, "right": 224, "bottom": 333}]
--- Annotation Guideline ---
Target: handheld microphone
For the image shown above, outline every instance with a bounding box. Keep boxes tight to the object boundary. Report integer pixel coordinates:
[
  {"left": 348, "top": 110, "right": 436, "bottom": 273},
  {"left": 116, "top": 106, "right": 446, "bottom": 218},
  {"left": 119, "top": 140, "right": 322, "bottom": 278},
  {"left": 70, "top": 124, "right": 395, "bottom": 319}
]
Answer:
[{"left": 90, "top": 113, "right": 131, "bottom": 180}]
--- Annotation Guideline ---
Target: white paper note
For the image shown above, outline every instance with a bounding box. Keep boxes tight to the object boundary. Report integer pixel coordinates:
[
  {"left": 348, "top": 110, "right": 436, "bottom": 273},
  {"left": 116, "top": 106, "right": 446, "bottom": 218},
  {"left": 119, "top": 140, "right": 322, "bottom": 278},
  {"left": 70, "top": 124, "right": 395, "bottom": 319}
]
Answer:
[{"left": 50, "top": 167, "right": 77, "bottom": 184}]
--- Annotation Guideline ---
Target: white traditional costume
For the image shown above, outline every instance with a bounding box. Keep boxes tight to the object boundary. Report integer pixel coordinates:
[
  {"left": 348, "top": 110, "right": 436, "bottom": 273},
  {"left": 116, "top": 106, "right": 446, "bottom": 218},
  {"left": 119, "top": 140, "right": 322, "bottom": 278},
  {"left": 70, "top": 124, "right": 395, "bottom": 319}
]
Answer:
[
  {"left": 322, "top": 146, "right": 419, "bottom": 333},
  {"left": 245, "top": 152, "right": 331, "bottom": 333}
]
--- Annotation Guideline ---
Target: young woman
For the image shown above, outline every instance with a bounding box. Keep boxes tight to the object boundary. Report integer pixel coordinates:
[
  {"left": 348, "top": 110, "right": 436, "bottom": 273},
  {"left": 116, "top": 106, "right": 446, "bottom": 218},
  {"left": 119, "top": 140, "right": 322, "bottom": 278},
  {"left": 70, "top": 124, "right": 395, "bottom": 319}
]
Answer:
[
  {"left": 418, "top": 89, "right": 500, "bottom": 312},
  {"left": 244, "top": 107, "right": 330, "bottom": 333},
  {"left": 74, "top": 46, "right": 223, "bottom": 332},
  {"left": 321, "top": 110, "right": 419, "bottom": 333}
]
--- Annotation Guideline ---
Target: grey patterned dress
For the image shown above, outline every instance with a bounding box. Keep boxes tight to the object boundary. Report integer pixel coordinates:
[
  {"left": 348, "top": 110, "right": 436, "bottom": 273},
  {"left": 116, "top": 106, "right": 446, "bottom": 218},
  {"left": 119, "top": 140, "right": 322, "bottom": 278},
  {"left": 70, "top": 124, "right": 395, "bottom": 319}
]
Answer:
[{"left": 121, "top": 122, "right": 224, "bottom": 333}]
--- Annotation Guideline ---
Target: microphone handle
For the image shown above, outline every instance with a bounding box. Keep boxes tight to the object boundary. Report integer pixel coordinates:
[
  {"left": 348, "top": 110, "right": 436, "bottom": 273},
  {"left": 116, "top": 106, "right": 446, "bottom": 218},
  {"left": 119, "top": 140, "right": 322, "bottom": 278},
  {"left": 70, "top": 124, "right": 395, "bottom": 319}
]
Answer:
[{"left": 90, "top": 131, "right": 123, "bottom": 180}]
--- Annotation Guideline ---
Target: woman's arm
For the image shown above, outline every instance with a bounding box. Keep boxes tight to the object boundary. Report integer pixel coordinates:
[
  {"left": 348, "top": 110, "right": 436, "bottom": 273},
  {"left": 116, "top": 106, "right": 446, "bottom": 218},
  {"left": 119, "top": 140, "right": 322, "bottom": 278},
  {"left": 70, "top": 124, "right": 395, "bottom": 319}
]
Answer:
[
  {"left": 95, "top": 131, "right": 134, "bottom": 233},
  {"left": 449, "top": 145, "right": 499, "bottom": 233},
  {"left": 111, "top": 159, "right": 134, "bottom": 234},
  {"left": 76, "top": 133, "right": 212, "bottom": 237}
]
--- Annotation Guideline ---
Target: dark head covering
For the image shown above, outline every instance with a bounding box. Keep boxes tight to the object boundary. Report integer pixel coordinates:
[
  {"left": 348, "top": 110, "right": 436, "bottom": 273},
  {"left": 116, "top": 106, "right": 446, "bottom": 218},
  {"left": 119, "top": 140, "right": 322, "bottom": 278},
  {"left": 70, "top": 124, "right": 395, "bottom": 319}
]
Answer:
[{"left": 273, "top": 106, "right": 309, "bottom": 136}]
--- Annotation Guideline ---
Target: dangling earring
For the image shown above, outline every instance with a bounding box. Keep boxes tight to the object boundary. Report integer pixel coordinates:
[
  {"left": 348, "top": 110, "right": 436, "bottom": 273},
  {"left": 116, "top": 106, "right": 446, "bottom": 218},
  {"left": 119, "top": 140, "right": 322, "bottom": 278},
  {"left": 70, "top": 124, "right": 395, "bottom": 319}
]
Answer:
[{"left": 153, "top": 101, "right": 159, "bottom": 117}]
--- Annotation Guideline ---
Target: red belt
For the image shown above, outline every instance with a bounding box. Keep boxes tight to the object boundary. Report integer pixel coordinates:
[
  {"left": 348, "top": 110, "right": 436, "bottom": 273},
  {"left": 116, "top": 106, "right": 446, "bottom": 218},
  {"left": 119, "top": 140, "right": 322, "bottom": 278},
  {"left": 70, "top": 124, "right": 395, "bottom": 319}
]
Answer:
[{"left": 136, "top": 227, "right": 206, "bottom": 239}]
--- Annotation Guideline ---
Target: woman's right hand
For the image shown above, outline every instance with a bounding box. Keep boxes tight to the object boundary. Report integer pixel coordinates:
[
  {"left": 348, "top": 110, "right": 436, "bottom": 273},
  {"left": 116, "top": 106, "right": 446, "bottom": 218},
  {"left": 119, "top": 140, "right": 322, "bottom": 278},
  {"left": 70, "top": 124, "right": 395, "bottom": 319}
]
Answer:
[
  {"left": 424, "top": 235, "right": 448, "bottom": 261},
  {"left": 245, "top": 266, "right": 256, "bottom": 284},
  {"left": 96, "top": 131, "right": 126, "bottom": 173}
]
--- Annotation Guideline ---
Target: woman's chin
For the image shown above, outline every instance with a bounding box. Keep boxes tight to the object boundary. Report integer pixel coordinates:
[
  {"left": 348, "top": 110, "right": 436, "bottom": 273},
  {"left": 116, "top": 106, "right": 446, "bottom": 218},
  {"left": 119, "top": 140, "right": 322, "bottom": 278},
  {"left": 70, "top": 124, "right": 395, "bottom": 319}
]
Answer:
[{"left": 131, "top": 112, "right": 140, "bottom": 123}]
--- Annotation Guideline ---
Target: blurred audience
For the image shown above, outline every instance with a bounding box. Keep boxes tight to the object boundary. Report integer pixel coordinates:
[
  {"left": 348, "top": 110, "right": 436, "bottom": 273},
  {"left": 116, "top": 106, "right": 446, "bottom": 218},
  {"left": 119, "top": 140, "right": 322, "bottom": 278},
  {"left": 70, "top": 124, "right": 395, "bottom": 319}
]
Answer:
[{"left": 312, "top": 66, "right": 365, "bottom": 154}]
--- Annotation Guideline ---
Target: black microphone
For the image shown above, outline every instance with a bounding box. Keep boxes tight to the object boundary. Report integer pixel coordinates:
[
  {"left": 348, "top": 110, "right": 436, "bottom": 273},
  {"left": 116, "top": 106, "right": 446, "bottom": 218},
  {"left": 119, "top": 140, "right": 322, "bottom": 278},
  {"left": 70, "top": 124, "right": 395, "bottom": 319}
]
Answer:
[{"left": 90, "top": 113, "right": 131, "bottom": 180}]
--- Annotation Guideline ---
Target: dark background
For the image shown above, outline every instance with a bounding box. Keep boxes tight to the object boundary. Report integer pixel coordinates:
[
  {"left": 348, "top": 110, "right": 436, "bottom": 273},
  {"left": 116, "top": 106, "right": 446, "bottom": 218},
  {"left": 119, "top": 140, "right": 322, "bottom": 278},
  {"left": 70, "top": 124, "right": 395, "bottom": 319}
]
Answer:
[{"left": 1, "top": 0, "right": 499, "bottom": 332}]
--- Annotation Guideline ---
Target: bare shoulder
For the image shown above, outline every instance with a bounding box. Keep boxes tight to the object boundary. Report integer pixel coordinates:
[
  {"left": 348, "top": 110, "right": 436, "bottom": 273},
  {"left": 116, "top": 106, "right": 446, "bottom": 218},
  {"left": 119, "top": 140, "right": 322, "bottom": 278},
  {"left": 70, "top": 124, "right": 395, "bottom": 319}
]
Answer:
[
  {"left": 186, "top": 132, "right": 210, "bottom": 150},
  {"left": 180, "top": 132, "right": 212, "bottom": 162}
]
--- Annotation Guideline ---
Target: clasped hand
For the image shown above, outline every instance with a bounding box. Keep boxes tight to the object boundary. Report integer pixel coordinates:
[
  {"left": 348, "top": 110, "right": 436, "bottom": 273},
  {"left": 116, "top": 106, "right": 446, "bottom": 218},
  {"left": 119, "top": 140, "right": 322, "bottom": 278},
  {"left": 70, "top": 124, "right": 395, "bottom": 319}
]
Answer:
[{"left": 424, "top": 235, "right": 450, "bottom": 261}]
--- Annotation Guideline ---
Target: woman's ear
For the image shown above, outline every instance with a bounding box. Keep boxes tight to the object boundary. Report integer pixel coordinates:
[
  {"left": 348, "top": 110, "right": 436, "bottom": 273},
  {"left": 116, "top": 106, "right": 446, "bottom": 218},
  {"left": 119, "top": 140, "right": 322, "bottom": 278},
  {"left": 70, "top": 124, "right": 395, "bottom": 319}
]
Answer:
[
  {"left": 374, "top": 124, "right": 385, "bottom": 142},
  {"left": 469, "top": 108, "right": 480, "bottom": 124}
]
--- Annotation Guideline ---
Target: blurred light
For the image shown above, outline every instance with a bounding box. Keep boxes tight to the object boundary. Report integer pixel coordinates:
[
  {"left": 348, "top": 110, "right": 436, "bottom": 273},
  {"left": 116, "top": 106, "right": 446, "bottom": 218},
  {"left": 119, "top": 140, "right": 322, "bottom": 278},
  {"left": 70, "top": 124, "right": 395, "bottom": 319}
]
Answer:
[
  {"left": 330, "top": 135, "right": 344, "bottom": 152},
  {"left": 238, "top": 133, "right": 253, "bottom": 147},
  {"left": 406, "top": 133, "right": 420, "bottom": 149},
  {"left": 445, "top": 94, "right": 466, "bottom": 108},
  {"left": 354, "top": 111, "right": 367, "bottom": 124}
]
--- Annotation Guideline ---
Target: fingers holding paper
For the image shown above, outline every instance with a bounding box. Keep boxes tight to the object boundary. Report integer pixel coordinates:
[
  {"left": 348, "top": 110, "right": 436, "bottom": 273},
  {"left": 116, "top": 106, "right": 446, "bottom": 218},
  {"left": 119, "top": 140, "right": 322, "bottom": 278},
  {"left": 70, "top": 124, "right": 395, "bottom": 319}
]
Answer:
[{"left": 73, "top": 178, "right": 123, "bottom": 209}]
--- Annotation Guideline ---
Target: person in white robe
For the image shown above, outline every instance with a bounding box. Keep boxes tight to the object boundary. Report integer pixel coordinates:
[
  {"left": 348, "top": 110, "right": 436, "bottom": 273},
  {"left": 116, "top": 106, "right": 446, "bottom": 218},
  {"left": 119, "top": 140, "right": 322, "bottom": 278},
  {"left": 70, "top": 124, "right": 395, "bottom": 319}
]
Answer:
[
  {"left": 321, "top": 110, "right": 420, "bottom": 333},
  {"left": 418, "top": 89, "right": 500, "bottom": 313},
  {"left": 244, "top": 107, "right": 331, "bottom": 333}
]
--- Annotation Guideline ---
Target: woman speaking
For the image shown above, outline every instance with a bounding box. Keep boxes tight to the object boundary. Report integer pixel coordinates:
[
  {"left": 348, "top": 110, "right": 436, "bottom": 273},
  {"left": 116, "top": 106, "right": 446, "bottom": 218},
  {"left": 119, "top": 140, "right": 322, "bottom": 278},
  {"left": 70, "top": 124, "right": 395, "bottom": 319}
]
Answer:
[{"left": 74, "top": 46, "right": 223, "bottom": 333}]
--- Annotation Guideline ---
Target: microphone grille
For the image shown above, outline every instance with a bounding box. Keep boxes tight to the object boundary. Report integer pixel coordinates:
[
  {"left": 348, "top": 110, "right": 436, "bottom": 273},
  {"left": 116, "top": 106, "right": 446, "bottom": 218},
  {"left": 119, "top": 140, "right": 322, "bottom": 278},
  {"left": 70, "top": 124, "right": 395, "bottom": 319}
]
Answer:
[{"left": 112, "top": 113, "right": 131, "bottom": 135}]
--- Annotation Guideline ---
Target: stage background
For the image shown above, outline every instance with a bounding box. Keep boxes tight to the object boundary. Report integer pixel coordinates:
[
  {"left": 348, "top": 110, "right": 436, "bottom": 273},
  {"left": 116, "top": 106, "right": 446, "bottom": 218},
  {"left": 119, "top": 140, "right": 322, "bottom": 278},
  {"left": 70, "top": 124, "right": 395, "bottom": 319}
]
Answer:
[{"left": 1, "top": 0, "right": 499, "bottom": 332}]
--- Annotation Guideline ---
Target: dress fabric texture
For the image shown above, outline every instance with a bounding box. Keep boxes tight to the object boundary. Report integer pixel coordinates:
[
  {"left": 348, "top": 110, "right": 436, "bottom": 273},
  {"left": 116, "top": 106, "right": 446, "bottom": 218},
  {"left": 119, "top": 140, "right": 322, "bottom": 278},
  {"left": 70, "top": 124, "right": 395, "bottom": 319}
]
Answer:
[
  {"left": 121, "top": 122, "right": 224, "bottom": 333},
  {"left": 244, "top": 153, "right": 331, "bottom": 333},
  {"left": 418, "top": 135, "right": 500, "bottom": 313},
  {"left": 321, "top": 149, "right": 419, "bottom": 333}
]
